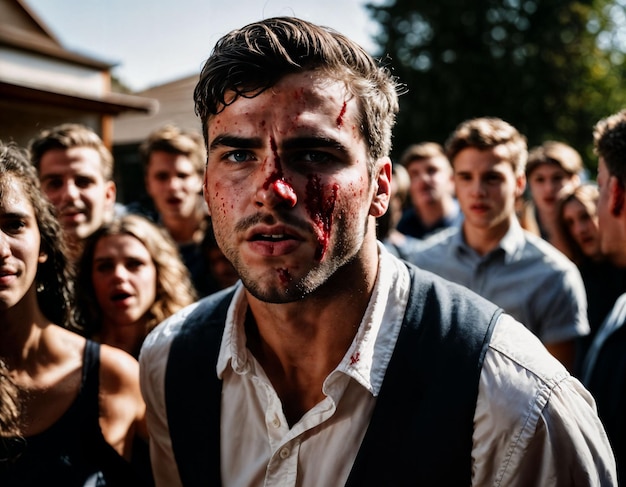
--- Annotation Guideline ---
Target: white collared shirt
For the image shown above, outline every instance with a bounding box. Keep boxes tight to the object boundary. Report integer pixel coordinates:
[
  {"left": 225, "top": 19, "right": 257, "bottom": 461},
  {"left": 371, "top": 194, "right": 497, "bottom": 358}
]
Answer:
[{"left": 140, "top": 244, "right": 616, "bottom": 486}]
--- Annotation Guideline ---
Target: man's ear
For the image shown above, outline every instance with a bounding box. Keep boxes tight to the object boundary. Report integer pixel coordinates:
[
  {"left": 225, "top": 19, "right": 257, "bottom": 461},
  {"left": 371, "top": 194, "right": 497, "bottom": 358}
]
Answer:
[
  {"left": 370, "top": 157, "right": 392, "bottom": 218},
  {"left": 105, "top": 181, "right": 117, "bottom": 218},
  {"left": 610, "top": 176, "right": 625, "bottom": 217},
  {"left": 105, "top": 180, "right": 117, "bottom": 204},
  {"left": 514, "top": 173, "right": 527, "bottom": 198}
]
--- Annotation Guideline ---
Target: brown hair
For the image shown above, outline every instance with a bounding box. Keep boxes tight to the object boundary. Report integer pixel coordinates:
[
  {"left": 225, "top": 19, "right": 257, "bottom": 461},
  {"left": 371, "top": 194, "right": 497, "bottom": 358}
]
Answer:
[
  {"left": 445, "top": 117, "right": 528, "bottom": 176},
  {"left": 527, "top": 141, "right": 583, "bottom": 178},
  {"left": 594, "top": 109, "right": 626, "bottom": 184},
  {"left": 28, "top": 123, "right": 114, "bottom": 181},
  {"left": 193, "top": 16, "right": 402, "bottom": 167},
  {"left": 139, "top": 124, "right": 206, "bottom": 175},
  {"left": 399, "top": 142, "right": 448, "bottom": 168}
]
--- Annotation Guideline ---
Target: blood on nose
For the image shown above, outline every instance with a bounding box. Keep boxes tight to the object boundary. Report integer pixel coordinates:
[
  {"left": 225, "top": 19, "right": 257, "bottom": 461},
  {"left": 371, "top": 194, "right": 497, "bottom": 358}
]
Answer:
[{"left": 272, "top": 179, "right": 297, "bottom": 207}]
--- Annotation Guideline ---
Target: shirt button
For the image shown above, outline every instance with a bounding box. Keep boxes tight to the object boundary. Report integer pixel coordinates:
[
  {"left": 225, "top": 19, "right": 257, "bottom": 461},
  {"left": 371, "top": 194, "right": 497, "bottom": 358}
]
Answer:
[
  {"left": 279, "top": 447, "right": 290, "bottom": 459},
  {"left": 271, "top": 417, "right": 281, "bottom": 428}
]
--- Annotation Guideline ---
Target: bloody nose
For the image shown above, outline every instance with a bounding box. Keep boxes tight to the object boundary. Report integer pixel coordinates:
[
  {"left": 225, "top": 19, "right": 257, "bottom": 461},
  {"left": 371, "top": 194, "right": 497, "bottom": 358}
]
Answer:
[{"left": 272, "top": 179, "right": 297, "bottom": 207}]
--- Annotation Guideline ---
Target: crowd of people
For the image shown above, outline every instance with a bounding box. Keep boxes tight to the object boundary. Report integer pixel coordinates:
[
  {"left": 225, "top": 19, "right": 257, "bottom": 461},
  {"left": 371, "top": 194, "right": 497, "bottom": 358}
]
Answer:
[{"left": 1, "top": 14, "right": 625, "bottom": 487}]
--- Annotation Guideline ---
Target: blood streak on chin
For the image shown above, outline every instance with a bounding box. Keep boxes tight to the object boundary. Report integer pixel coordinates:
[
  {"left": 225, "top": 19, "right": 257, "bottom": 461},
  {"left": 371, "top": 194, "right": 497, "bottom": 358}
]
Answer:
[
  {"left": 305, "top": 175, "right": 338, "bottom": 261},
  {"left": 276, "top": 268, "right": 291, "bottom": 285}
]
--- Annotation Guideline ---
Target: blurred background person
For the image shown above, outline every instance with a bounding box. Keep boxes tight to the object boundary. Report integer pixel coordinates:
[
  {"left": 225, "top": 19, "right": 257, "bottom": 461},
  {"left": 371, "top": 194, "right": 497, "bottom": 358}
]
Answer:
[
  {"left": 557, "top": 184, "right": 626, "bottom": 374},
  {"left": 29, "top": 123, "right": 117, "bottom": 262},
  {"left": 74, "top": 214, "right": 197, "bottom": 359},
  {"left": 409, "top": 118, "right": 589, "bottom": 371},
  {"left": 581, "top": 108, "right": 626, "bottom": 482},
  {"left": 522, "top": 141, "right": 582, "bottom": 249},
  {"left": 377, "top": 163, "right": 422, "bottom": 260},
  {"left": 200, "top": 219, "right": 239, "bottom": 293},
  {"left": 0, "top": 142, "right": 150, "bottom": 485},
  {"left": 396, "top": 142, "right": 462, "bottom": 239},
  {"left": 129, "top": 125, "right": 210, "bottom": 296}
]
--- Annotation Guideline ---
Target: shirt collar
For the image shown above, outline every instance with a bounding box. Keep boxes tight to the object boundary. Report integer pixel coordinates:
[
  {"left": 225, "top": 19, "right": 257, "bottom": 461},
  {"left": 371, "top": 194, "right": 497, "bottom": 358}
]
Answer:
[
  {"left": 216, "top": 243, "right": 411, "bottom": 396},
  {"left": 452, "top": 217, "right": 525, "bottom": 264}
]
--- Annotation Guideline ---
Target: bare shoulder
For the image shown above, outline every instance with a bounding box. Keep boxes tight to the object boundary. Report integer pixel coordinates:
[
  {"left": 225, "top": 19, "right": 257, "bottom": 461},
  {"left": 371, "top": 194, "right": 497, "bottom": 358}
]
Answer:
[
  {"left": 99, "top": 344, "right": 141, "bottom": 392},
  {"left": 98, "top": 344, "right": 147, "bottom": 457}
]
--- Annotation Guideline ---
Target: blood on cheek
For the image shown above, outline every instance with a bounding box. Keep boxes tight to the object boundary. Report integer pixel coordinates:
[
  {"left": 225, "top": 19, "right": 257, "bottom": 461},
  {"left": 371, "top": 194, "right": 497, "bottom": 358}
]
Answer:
[{"left": 305, "top": 175, "right": 338, "bottom": 261}]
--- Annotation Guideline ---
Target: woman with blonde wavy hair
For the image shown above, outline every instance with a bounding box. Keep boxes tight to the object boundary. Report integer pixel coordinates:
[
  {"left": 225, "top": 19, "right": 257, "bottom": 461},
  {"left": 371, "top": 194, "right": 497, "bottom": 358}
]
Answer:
[{"left": 74, "top": 214, "right": 197, "bottom": 358}]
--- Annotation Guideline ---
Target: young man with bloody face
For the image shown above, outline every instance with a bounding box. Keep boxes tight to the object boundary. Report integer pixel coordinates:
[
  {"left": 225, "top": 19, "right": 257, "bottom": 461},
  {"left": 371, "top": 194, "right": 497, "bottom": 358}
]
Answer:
[{"left": 139, "top": 18, "right": 615, "bottom": 486}]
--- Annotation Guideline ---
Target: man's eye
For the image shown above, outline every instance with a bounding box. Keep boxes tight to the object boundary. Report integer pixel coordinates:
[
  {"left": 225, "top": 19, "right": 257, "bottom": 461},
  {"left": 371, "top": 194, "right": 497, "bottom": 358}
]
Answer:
[
  {"left": 44, "top": 179, "right": 63, "bottom": 190},
  {"left": 95, "top": 262, "right": 114, "bottom": 273},
  {"left": 225, "top": 151, "right": 252, "bottom": 163},
  {"left": 76, "top": 177, "right": 95, "bottom": 188},
  {"left": 297, "top": 151, "right": 334, "bottom": 164},
  {"left": 126, "top": 259, "right": 144, "bottom": 271}
]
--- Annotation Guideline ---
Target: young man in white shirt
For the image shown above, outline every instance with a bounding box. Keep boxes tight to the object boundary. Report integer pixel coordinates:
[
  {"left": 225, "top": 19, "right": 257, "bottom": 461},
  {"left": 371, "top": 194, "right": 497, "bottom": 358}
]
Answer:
[{"left": 139, "top": 18, "right": 615, "bottom": 486}]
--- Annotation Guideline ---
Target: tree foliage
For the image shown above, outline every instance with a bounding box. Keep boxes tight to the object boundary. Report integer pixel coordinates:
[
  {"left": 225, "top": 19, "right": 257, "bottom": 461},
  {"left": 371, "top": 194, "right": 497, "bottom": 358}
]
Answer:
[{"left": 366, "top": 0, "right": 626, "bottom": 170}]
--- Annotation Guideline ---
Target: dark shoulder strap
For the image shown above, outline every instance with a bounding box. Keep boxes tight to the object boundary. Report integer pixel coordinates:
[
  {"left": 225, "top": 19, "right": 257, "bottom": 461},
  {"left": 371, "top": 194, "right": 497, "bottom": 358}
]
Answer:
[
  {"left": 165, "top": 287, "right": 236, "bottom": 487},
  {"left": 345, "top": 264, "right": 501, "bottom": 486},
  {"left": 82, "top": 339, "right": 100, "bottom": 424}
]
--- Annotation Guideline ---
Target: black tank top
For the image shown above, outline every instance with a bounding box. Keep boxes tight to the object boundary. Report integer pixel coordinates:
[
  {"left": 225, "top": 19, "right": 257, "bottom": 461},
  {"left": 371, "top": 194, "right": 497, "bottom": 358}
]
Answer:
[{"left": 0, "top": 340, "right": 147, "bottom": 486}]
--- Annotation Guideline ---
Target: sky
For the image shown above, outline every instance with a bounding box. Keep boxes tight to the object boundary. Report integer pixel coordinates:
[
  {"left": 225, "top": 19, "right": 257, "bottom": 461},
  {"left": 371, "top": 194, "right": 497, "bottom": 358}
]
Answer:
[{"left": 24, "top": 0, "right": 382, "bottom": 92}]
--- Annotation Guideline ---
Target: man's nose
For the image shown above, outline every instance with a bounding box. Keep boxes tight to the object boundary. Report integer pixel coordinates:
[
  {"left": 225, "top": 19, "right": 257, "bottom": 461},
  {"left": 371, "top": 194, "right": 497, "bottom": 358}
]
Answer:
[
  {"left": 62, "top": 180, "right": 81, "bottom": 201},
  {"left": 254, "top": 156, "right": 297, "bottom": 208}
]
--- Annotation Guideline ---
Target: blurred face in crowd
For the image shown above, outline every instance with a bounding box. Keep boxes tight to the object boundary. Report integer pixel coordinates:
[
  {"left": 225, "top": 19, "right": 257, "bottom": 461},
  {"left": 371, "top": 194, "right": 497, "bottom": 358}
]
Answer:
[
  {"left": 0, "top": 175, "right": 46, "bottom": 312},
  {"left": 38, "top": 147, "right": 116, "bottom": 242},
  {"left": 528, "top": 164, "right": 578, "bottom": 215},
  {"left": 406, "top": 156, "right": 454, "bottom": 212},
  {"left": 145, "top": 151, "right": 203, "bottom": 223},
  {"left": 453, "top": 146, "right": 525, "bottom": 238},
  {"left": 562, "top": 198, "right": 601, "bottom": 259},
  {"left": 92, "top": 234, "right": 157, "bottom": 330}
]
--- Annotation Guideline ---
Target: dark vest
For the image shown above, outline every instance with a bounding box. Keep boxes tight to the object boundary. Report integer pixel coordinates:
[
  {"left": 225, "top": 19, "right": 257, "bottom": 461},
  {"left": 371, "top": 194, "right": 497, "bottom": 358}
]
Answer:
[{"left": 165, "top": 264, "right": 501, "bottom": 486}]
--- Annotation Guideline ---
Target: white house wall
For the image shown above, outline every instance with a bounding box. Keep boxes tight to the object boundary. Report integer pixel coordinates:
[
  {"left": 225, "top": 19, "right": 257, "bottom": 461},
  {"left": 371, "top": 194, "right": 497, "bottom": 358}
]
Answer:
[{"left": 0, "top": 45, "right": 106, "bottom": 97}]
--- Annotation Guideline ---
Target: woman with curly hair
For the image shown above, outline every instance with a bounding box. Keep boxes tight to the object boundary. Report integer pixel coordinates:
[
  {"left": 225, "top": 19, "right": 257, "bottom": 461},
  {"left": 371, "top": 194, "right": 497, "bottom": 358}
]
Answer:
[
  {"left": 0, "top": 142, "right": 150, "bottom": 485},
  {"left": 74, "top": 213, "right": 197, "bottom": 358}
]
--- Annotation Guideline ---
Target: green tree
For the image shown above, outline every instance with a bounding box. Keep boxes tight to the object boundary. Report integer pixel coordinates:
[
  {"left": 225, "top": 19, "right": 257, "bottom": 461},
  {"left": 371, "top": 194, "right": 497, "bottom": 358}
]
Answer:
[{"left": 367, "top": 0, "right": 626, "bottom": 170}]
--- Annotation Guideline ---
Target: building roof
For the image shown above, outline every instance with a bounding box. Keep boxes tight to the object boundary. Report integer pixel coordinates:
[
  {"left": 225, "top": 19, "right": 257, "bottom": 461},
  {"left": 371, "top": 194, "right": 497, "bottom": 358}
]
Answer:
[
  {"left": 113, "top": 73, "right": 202, "bottom": 144},
  {"left": 0, "top": 0, "right": 155, "bottom": 115}
]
